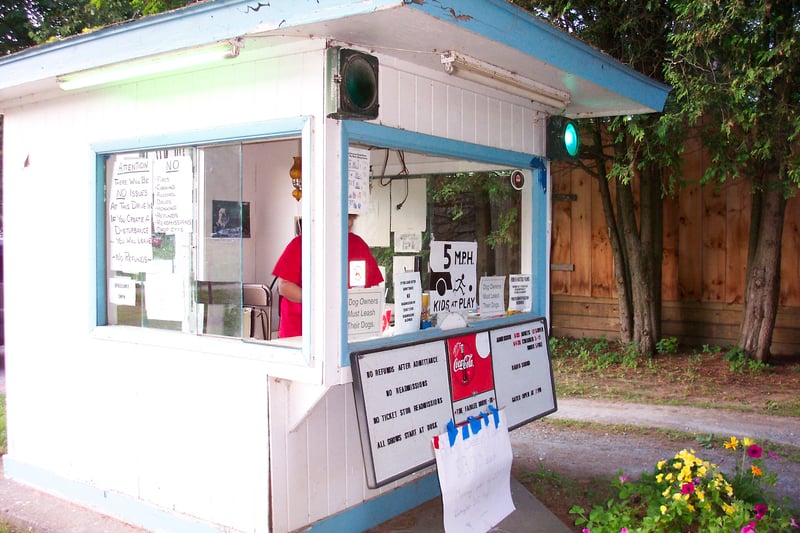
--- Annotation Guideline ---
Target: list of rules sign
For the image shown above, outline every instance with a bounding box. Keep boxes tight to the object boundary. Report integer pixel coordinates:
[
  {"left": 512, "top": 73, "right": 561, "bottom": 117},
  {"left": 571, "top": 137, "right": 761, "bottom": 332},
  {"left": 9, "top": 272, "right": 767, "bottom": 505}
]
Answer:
[{"left": 351, "top": 317, "right": 556, "bottom": 488}]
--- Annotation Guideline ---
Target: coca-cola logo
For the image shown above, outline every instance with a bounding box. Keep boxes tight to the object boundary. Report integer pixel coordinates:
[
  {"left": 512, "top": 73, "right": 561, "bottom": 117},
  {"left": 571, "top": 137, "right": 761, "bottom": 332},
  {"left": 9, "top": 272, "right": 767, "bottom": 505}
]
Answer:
[{"left": 452, "top": 353, "right": 474, "bottom": 372}]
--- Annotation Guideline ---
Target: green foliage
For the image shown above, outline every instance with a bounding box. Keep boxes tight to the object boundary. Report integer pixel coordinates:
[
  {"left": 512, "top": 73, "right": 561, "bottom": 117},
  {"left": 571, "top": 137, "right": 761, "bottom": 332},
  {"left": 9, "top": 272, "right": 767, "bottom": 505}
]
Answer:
[
  {"left": 725, "top": 347, "right": 771, "bottom": 375},
  {"left": 656, "top": 337, "right": 679, "bottom": 355},
  {"left": 695, "top": 433, "right": 715, "bottom": 449},
  {"left": 666, "top": 0, "right": 800, "bottom": 194},
  {"left": 571, "top": 438, "right": 798, "bottom": 532}
]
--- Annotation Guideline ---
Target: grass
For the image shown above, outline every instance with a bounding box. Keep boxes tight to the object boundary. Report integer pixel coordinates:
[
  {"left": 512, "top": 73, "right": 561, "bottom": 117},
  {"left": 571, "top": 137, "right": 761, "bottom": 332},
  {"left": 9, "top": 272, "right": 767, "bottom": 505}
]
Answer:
[{"left": 548, "top": 336, "right": 800, "bottom": 417}]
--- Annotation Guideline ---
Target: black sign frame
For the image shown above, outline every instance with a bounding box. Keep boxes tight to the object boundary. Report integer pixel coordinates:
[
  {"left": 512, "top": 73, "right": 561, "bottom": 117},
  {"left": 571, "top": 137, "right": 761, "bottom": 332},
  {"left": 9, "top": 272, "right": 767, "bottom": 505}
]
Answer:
[{"left": 350, "top": 316, "right": 557, "bottom": 488}]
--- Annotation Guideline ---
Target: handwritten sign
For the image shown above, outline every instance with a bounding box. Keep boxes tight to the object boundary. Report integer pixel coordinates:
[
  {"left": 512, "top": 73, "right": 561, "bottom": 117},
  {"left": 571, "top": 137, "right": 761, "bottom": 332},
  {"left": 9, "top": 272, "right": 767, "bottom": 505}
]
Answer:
[
  {"left": 109, "top": 157, "right": 153, "bottom": 273},
  {"left": 428, "top": 241, "right": 477, "bottom": 316},
  {"left": 153, "top": 156, "right": 193, "bottom": 234},
  {"left": 434, "top": 409, "right": 515, "bottom": 533},
  {"left": 109, "top": 277, "right": 136, "bottom": 306}
]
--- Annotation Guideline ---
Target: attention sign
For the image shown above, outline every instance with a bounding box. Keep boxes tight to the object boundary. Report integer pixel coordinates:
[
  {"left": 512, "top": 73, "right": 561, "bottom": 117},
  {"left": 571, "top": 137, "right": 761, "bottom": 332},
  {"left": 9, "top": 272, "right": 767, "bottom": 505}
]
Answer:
[{"left": 351, "top": 317, "right": 556, "bottom": 488}]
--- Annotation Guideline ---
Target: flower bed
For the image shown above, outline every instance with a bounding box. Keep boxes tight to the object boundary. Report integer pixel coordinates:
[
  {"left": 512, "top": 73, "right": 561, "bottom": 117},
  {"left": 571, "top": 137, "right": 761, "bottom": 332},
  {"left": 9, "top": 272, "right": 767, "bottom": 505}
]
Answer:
[{"left": 571, "top": 436, "right": 799, "bottom": 532}]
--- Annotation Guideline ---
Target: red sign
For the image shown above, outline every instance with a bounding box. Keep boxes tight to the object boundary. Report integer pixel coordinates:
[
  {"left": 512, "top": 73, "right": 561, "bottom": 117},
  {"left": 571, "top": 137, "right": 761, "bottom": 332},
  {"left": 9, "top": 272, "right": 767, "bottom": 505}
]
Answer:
[{"left": 446, "top": 333, "right": 495, "bottom": 402}]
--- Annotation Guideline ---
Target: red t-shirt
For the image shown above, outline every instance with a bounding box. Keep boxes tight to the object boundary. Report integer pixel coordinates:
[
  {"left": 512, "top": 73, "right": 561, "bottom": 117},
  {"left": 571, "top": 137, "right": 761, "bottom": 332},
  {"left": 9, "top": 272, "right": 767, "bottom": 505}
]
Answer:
[{"left": 271, "top": 233, "right": 383, "bottom": 338}]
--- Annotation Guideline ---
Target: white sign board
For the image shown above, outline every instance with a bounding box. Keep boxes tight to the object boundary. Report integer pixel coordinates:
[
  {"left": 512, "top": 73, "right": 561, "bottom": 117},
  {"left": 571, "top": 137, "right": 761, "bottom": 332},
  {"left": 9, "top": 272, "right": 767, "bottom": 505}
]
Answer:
[
  {"left": 351, "top": 317, "right": 555, "bottom": 487},
  {"left": 153, "top": 156, "right": 193, "bottom": 234},
  {"left": 109, "top": 157, "right": 153, "bottom": 273},
  {"left": 348, "top": 147, "right": 370, "bottom": 215},
  {"left": 348, "top": 287, "right": 384, "bottom": 340},
  {"left": 352, "top": 341, "right": 452, "bottom": 486},
  {"left": 508, "top": 274, "right": 532, "bottom": 312},
  {"left": 428, "top": 241, "right": 478, "bottom": 315},
  {"left": 479, "top": 276, "right": 506, "bottom": 318},
  {"left": 393, "top": 271, "right": 422, "bottom": 334}
]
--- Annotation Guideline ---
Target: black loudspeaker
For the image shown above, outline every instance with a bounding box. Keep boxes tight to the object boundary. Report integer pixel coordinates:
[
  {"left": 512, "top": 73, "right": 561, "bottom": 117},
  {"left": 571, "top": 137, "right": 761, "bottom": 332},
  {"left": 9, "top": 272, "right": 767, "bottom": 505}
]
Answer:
[{"left": 327, "top": 47, "right": 379, "bottom": 120}]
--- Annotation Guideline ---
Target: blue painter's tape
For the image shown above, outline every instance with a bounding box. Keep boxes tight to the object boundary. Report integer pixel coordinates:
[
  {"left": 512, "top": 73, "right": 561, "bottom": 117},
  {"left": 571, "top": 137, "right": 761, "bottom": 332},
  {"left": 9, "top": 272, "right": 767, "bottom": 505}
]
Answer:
[
  {"left": 530, "top": 157, "right": 547, "bottom": 193},
  {"left": 447, "top": 419, "right": 458, "bottom": 447},
  {"left": 461, "top": 423, "right": 470, "bottom": 441},
  {"left": 488, "top": 404, "right": 500, "bottom": 428},
  {"left": 468, "top": 416, "right": 482, "bottom": 436}
]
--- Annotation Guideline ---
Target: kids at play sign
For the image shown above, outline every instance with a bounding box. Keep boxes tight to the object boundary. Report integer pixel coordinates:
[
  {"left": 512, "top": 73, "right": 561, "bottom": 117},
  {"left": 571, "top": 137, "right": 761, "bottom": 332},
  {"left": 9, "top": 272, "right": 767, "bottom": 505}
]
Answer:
[{"left": 429, "top": 241, "right": 478, "bottom": 315}]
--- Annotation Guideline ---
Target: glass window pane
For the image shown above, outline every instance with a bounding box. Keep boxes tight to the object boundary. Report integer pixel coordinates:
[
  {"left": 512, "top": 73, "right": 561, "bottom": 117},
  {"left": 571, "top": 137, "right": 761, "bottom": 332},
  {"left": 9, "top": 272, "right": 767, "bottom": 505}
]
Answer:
[{"left": 348, "top": 146, "right": 522, "bottom": 343}]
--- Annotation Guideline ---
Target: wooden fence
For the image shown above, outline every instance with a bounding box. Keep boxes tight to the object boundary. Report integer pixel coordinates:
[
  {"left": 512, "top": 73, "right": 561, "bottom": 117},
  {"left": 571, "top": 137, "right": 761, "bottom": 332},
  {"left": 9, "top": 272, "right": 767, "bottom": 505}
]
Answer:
[{"left": 549, "top": 147, "right": 800, "bottom": 356}]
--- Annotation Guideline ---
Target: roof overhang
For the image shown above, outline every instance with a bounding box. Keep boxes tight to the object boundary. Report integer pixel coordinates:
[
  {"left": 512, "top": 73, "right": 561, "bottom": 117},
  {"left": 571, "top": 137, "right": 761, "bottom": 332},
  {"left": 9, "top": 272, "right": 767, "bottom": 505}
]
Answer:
[{"left": 0, "top": 0, "right": 670, "bottom": 117}]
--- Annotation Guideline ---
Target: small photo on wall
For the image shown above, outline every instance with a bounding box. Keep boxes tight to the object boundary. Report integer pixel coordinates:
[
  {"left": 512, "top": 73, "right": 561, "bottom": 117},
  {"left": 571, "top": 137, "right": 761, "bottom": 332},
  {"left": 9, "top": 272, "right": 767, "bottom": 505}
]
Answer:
[{"left": 211, "top": 200, "right": 250, "bottom": 238}]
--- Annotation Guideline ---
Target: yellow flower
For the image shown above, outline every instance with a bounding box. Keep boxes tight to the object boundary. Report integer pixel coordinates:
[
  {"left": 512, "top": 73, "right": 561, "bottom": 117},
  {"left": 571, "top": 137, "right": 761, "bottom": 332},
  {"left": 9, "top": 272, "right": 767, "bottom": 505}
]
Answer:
[
  {"left": 751, "top": 465, "right": 763, "bottom": 477},
  {"left": 724, "top": 436, "right": 739, "bottom": 450},
  {"left": 656, "top": 473, "right": 664, "bottom": 483},
  {"left": 687, "top": 504, "right": 695, "bottom": 512},
  {"left": 722, "top": 503, "right": 737, "bottom": 515},
  {"left": 663, "top": 487, "right": 671, "bottom": 497},
  {"left": 660, "top": 505, "right": 667, "bottom": 515},
  {"left": 696, "top": 489, "right": 705, "bottom": 502},
  {"left": 657, "top": 460, "right": 665, "bottom": 470},
  {"left": 742, "top": 437, "right": 755, "bottom": 448}
]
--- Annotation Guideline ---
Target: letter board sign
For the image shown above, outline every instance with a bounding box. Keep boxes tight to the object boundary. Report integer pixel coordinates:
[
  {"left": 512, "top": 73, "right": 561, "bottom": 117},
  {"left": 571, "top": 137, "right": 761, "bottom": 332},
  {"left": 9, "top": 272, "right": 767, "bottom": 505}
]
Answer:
[{"left": 351, "top": 316, "right": 556, "bottom": 488}]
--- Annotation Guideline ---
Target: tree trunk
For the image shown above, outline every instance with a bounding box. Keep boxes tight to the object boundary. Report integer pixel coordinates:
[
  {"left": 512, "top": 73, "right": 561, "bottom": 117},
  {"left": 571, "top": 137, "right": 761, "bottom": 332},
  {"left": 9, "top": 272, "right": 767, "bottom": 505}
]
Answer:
[
  {"left": 616, "top": 178, "right": 657, "bottom": 356},
  {"left": 591, "top": 127, "right": 633, "bottom": 343},
  {"left": 739, "top": 180, "right": 786, "bottom": 362}
]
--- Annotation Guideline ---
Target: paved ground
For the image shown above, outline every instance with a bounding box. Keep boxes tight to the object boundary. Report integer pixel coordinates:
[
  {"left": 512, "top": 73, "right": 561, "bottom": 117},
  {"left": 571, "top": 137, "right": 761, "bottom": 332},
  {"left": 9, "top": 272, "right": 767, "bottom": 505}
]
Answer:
[{"left": 1, "top": 362, "right": 798, "bottom": 532}]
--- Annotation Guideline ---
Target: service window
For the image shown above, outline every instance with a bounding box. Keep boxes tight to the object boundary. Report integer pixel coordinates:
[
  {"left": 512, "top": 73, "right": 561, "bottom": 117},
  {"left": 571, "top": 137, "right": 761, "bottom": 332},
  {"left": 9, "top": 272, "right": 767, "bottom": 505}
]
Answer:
[
  {"left": 347, "top": 146, "right": 526, "bottom": 344},
  {"left": 103, "top": 136, "right": 304, "bottom": 343}
]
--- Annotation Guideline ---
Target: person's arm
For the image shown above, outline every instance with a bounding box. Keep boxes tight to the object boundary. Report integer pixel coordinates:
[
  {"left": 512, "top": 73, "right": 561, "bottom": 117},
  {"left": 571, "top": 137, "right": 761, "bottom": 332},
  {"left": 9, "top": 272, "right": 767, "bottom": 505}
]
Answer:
[{"left": 278, "top": 278, "right": 302, "bottom": 303}]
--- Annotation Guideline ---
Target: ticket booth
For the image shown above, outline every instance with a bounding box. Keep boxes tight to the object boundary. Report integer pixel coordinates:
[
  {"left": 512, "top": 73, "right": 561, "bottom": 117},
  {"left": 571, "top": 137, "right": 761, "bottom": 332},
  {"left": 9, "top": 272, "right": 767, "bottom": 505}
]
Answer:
[{"left": 0, "top": 1, "right": 669, "bottom": 531}]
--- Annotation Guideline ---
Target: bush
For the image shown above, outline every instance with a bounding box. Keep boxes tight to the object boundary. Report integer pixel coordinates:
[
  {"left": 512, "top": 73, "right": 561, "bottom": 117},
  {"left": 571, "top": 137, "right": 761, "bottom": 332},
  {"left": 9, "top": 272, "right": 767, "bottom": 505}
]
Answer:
[{"left": 570, "top": 435, "right": 799, "bottom": 532}]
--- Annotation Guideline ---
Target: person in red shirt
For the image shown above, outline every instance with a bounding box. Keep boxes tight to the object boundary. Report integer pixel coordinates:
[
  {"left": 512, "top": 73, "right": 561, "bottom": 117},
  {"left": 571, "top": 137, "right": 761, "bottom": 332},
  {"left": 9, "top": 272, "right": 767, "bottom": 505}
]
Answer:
[{"left": 272, "top": 214, "right": 383, "bottom": 338}]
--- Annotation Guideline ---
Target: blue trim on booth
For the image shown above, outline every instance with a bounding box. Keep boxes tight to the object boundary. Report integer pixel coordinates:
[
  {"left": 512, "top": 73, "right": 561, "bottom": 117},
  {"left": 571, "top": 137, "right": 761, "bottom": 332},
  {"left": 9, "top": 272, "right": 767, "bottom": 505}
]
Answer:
[
  {"left": 338, "top": 121, "right": 549, "bottom": 368},
  {"left": 3, "top": 457, "right": 441, "bottom": 533},
  {"left": 305, "top": 473, "right": 441, "bottom": 533},
  {"left": 95, "top": 152, "right": 108, "bottom": 326},
  {"left": 3, "top": 457, "right": 228, "bottom": 533}
]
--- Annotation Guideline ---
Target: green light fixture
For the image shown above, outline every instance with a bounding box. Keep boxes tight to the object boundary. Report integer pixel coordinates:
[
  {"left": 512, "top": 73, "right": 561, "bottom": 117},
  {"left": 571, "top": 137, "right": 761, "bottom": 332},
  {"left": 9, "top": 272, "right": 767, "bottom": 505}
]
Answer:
[{"left": 546, "top": 116, "right": 581, "bottom": 160}]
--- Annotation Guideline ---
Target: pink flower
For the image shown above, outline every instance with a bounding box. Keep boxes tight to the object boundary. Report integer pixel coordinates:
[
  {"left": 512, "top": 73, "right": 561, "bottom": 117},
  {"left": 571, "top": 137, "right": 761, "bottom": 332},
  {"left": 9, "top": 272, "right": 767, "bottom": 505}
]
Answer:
[
  {"left": 791, "top": 517, "right": 799, "bottom": 529},
  {"left": 681, "top": 482, "right": 695, "bottom": 495},
  {"left": 755, "top": 503, "right": 768, "bottom": 520},
  {"left": 618, "top": 475, "right": 629, "bottom": 483},
  {"left": 582, "top": 529, "right": 591, "bottom": 533},
  {"left": 747, "top": 444, "right": 763, "bottom": 459},
  {"left": 619, "top": 529, "right": 628, "bottom": 533},
  {"left": 767, "top": 449, "right": 778, "bottom": 460},
  {"left": 741, "top": 521, "right": 757, "bottom": 533}
]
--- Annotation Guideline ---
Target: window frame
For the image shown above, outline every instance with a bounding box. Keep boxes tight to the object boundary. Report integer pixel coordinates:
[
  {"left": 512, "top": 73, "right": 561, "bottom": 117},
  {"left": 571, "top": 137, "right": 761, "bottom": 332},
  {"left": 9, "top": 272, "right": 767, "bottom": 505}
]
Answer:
[
  {"left": 339, "top": 121, "right": 549, "bottom": 368},
  {"left": 92, "top": 116, "right": 316, "bottom": 371}
]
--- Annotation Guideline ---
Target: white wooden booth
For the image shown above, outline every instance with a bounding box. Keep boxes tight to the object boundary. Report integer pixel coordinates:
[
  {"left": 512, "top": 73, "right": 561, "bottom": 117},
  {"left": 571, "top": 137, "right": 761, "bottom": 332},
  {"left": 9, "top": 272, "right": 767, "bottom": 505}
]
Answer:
[{"left": 0, "top": 1, "right": 669, "bottom": 531}]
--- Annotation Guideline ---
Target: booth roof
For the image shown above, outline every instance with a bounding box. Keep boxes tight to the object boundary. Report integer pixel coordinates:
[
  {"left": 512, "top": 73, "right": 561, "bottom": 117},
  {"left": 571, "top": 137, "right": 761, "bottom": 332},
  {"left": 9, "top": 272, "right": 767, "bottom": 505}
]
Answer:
[{"left": 0, "top": 0, "right": 669, "bottom": 117}]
